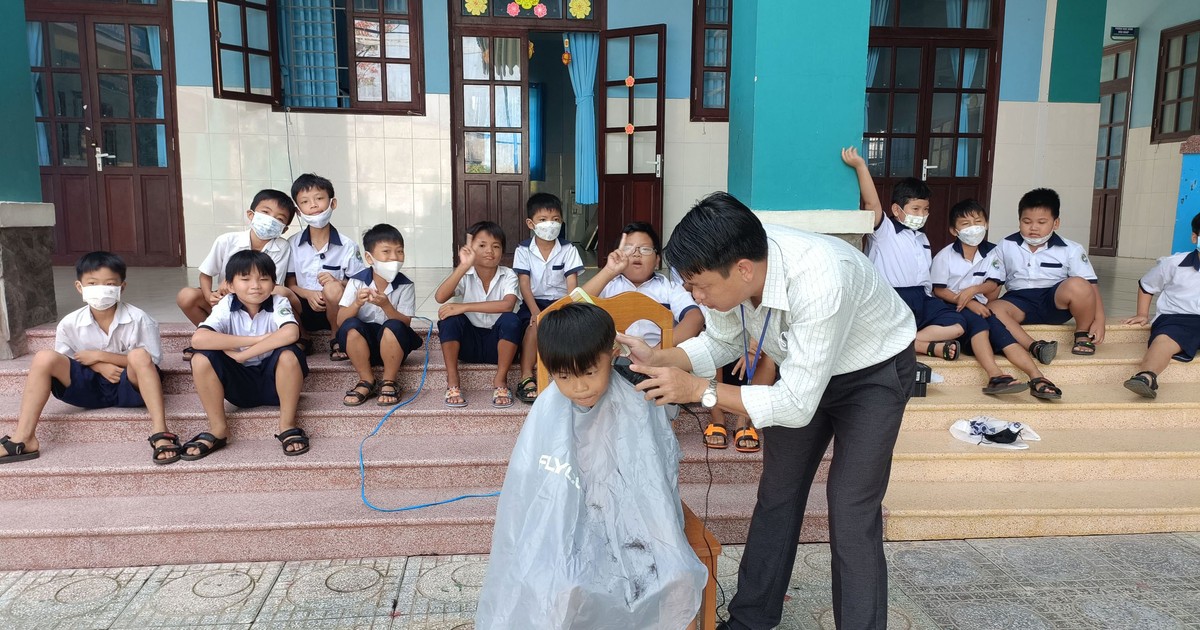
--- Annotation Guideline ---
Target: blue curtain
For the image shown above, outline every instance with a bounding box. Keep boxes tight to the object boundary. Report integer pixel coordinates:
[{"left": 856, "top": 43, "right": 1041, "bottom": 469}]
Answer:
[
  {"left": 529, "top": 82, "right": 544, "bottom": 181},
  {"left": 27, "top": 22, "right": 50, "bottom": 166},
  {"left": 279, "top": 0, "right": 340, "bottom": 108},
  {"left": 148, "top": 27, "right": 167, "bottom": 167},
  {"left": 957, "top": 49, "right": 980, "bottom": 176},
  {"left": 566, "top": 33, "right": 598, "bottom": 205}
]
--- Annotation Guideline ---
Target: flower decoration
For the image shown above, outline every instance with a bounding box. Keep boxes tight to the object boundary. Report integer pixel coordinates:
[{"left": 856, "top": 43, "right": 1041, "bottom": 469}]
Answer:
[
  {"left": 533, "top": 3, "right": 547, "bottom": 17},
  {"left": 465, "top": 0, "right": 487, "bottom": 16},
  {"left": 506, "top": 2, "right": 520, "bottom": 16},
  {"left": 516, "top": 0, "right": 538, "bottom": 9},
  {"left": 568, "top": 0, "right": 591, "bottom": 19},
  {"left": 624, "top": 123, "right": 635, "bottom": 135},
  {"left": 624, "top": 75, "right": 635, "bottom": 88}
]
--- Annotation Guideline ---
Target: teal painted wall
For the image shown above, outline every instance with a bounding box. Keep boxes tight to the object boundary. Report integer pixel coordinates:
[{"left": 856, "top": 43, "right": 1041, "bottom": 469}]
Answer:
[
  {"left": 0, "top": 2, "right": 42, "bottom": 203},
  {"left": 1105, "top": 0, "right": 1200, "bottom": 129},
  {"left": 1048, "top": 0, "right": 1106, "bottom": 103},
  {"left": 607, "top": 0, "right": 691, "bottom": 99}
]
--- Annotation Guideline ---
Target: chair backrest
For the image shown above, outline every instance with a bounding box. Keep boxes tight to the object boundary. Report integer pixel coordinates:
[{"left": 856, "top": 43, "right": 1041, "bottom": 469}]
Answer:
[{"left": 535, "top": 291, "right": 675, "bottom": 393}]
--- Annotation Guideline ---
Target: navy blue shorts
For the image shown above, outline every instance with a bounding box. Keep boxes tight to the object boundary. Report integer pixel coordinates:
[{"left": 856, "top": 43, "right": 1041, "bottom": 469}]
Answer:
[
  {"left": 1000, "top": 282, "right": 1073, "bottom": 325},
  {"left": 193, "top": 346, "right": 309, "bottom": 408},
  {"left": 437, "top": 312, "right": 522, "bottom": 364},
  {"left": 1150, "top": 314, "right": 1200, "bottom": 362},
  {"left": 894, "top": 286, "right": 966, "bottom": 330},
  {"left": 516, "top": 298, "right": 558, "bottom": 327},
  {"left": 335, "top": 317, "right": 424, "bottom": 366},
  {"left": 958, "top": 308, "right": 1019, "bottom": 355},
  {"left": 51, "top": 358, "right": 151, "bottom": 409},
  {"left": 298, "top": 299, "right": 332, "bottom": 332}
]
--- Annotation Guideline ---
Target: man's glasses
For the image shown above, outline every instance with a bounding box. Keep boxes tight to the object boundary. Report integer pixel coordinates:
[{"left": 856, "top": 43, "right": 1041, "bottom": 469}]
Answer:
[{"left": 621, "top": 246, "right": 657, "bottom": 257}]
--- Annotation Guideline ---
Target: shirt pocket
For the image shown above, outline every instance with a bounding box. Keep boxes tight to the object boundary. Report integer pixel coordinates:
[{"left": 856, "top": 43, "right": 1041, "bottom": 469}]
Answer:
[
  {"left": 551, "top": 264, "right": 565, "bottom": 270},
  {"left": 972, "top": 271, "right": 987, "bottom": 277},
  {"left": 321, "top": 264, "right": 342, "bottom": 271},
  {"left": 1039, "top": 262, "right": 1064, "bottom": 269}
]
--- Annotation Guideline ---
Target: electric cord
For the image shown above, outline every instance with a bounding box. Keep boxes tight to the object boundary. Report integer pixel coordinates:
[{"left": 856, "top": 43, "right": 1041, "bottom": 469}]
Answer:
[{"left": 678, "top": 403, "right": 729, "bottom": 623}]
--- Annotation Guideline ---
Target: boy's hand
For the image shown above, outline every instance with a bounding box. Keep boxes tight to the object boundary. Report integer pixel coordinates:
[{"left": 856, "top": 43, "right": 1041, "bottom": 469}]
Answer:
[
  {"left": 1123, "top": 314, "right": 1150, "bottom": 326},
  {"left": 605, "top": 233, "right": 631, "bottom": 275},
  {"left": 74, "top": 350, "right": 102, "bottom": 366},
  {"left": 355, "top": 288, "right": 373, "bottom": 305},
  {"left": 730, "top": 338, "right": 761, "bottom": 380},
  {"left": 1090, "top": 316, "right": 1107, "bottom": 344},
  {"left": 316, "top": 272, "right": 336, "bottom": 286},
  {"left": 305, "top": 290, "right": 327, "bottom": 312},
  {"left": 94, "top": 362, "right": 124, "bottom": 384},
  {"left": 528, "top": 308, "right": 541, "bottom": 328},
  {"left": 955, "top": 286, "right": 980, "bottom": 311},
  {"left": 218, "top": 282, "right": 230, "bottom": 296},
  {"left": 458, "top": 233, "right": 476, "bottom": 268},
  {"left": 965, "top": 301, "right": 991, "bottom": 318},
  {"left": 207, "top": 291, "right": 223, "bottom": 306},
  {"left": 840, "top": 146, "right": 867, "bottom": 170},
  {"left": 366, "top": 288, "right": 388, "bottom": 306},
  {"left": 438, "top": 303, "right": 463, "bottom": 320}
]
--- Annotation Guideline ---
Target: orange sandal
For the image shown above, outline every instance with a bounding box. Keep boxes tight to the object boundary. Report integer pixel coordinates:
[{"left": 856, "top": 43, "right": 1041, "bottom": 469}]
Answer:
[
  {"left": 734, "top": 426, "right": 761, "bottom": 453},
  {"left": 703, "top": 423, "right": 729, "bottom": 449}
]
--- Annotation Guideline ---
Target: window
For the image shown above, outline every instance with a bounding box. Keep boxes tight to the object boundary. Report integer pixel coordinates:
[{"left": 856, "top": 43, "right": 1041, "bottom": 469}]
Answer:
[
  {"left": 690, "top": 0, "right": 731, "bottom": 121},
  {"left": 209, "top": 0, "right": 425, "bottom": 114},
  {"left": 1153, "top": 20, "right": 1200, "bottom": 142}
]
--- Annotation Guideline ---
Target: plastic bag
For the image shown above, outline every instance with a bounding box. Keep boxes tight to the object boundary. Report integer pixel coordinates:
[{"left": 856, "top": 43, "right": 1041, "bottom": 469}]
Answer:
[{"left": 475, "top": 371, "right": 708, "bottom": 630}]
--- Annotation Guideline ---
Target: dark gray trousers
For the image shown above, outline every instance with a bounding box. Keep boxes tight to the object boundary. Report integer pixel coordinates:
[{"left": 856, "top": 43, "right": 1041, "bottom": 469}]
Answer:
[{"left": 725, "top": 349, "right": 915, "bottom": 630}]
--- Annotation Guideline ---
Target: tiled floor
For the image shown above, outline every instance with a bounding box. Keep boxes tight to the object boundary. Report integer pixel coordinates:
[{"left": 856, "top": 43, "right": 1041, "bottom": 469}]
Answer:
[{"left": 1, "top": 533, "right": 1197, "bottom": 629}]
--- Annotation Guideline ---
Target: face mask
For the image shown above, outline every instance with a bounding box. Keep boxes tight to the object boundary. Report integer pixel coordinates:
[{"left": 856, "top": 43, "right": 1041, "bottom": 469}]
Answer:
[
  {"left": 301, "top": 207, "right": 333, "bottom": 229},
  {"left": 901, "top": 213, "right": 927, "bottom": 230},
  {"left": 957, "top": 225, "right": 987, "bottom": 247},
  {"left": 81, "top": 285, "right": 121, "bottom": 311},
  {"left": 250, "top": 212, "right": 286, "bottom": 240},
  {"left": 533, "top": 220, "right": 562, "bottom": 242},
  {"left": 372, "top": 259, "right": 402, "bottom": 283},
  {"left": 1024, "top": 234, "right": 1052, "bottom": 247}
]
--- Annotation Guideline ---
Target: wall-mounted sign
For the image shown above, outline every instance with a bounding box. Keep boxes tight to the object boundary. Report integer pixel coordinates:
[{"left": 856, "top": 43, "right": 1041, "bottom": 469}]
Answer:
[{"left": 1110, "top": 26, "right": 1138, "bottom": 41}]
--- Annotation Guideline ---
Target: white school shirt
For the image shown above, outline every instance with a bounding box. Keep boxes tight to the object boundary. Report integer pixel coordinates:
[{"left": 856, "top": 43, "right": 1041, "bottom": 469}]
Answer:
[
  {"left": 1138, "top": 250, "right": 1200, "bottom": 318},
  {"left": 198, "top": 229, "right": 292, "bottom": 285},
  {"left": 866, "top": 217, "right": 933, "bottom": 293},
  {"left": 930, "top": 240, "right": 999, "bottom": 304},
  {"left": 678, "top": 225, "right": 915, "bottom": 430},
  {"left": 453, "top": 266, "right": 521, "bottom": 328},
  {"left": 512, "top": 237, "right": 585, "bottom": 301},
  {"left": 287, "top": 226, "right": 365, "bottom": 291},
  {"left": 54, "top": 302, "right": 162, "bottom": 366},
  {"left": 598, "top": 271, "right": 700, "bottom": 348},
  {"left": 199, "top": 294, "right": 297, "bottom": 366},
  {"left": 338, "top": 268, "right": 417, "bottom": 324},
  {"left": 991, "top": 232, "right": 1098, "bottom": 291}
]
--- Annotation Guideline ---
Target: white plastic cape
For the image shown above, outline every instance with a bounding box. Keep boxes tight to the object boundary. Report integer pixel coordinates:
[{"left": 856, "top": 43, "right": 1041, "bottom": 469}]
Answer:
[{"left": 475, "top": 372, "right": 708, "bottom": 630}]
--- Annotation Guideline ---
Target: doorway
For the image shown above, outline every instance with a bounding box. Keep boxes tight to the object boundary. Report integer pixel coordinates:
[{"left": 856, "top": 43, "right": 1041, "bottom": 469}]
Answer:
[
  {"left": 27, "top": 0, "right": 184, "bottom": 266},
  {"left": 1090, "top": 42, "right": 1134, "bottom": 257}
]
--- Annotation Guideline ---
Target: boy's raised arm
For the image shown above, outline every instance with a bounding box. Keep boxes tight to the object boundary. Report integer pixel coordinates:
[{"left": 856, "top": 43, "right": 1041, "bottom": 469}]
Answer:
[
  {"left": 840, "top": 147, "right": 884, "bottom": 228},
  {"left": 581, "top": 233, "right": 629, "bottom": 296},
  {"left": 435, "top": 235, "right": 475, "bottom": 303}
]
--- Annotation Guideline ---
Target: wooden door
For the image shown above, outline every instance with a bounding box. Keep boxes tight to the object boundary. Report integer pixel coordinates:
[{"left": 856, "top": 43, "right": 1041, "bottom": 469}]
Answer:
[
  {"left": 28, "top": 2, "right": 183, "bottom": 266},
  {"left": 598, "top": 25, "right": 665, "bottom": 261},
  {"left": 450, "top": 31, "right": 530, "bottom": 263},
  {"left": 1091, "top": 42, "right": 1134, "bottom": 256}
]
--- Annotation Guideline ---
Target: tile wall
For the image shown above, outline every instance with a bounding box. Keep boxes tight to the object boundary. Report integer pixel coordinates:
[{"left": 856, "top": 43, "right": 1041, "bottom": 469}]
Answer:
[{"left": 1115, "top": 128, "right": 1185, "bottom": 260}]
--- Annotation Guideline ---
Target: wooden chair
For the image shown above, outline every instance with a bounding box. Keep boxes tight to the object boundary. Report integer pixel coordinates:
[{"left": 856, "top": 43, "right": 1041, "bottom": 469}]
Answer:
[{"left": 534, "top": 291, "right": 720, "bottom": 629}]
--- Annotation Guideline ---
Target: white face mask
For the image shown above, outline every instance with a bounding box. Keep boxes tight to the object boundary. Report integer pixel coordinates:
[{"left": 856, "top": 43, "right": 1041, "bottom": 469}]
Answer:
[
  {"left": 1024, "top": 234, "right": 1052, "bottom": 247},
  {"left": 371, "top": 259, "right": 402, "bottom": 283},
  {"left": 956, "top": 225, "right": 987, "bottom": 247},
  {"left": 250, "top": 212, "right": 286, "bottom": 240},
  {"left": 532, "top": 220, "right": 562, "bottom": 242},
  {"left": 901, "top": 213, "right": 927, "bottom": 230},
  {"left": 301, "top": 207, "right": 333, "bottom": 229},
  {"left": 81, "top": 285, "right": 121, "bottom": 310}
]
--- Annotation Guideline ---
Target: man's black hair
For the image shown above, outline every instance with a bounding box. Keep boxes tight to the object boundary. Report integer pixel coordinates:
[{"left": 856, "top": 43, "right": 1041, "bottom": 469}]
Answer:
[
  {"left": 291, "top": 173, "right": 335, "bottom": 200},
  {"left": 891, "top": 177, "right": 931, "bottom": 208},
  {"left": 363, "top": 223, "right": 404, "bottom": 253},
  {"left": 1192, "top": 211, "right": 1200, "bottom": 236},
  {"left": 617, "top": 222, "right": 663, "bottom": 254},
  {"left": 662, "top": 191, "right": 767, "bottom": 279},
  {"left": 1018, "top": 187, "right": 1061, "bottom": 219},
  {"left": 75, "top": 251, "right": 126, "bottom": 281},
  {"left": 949, "top": 199, "right": 987, "bottom": 227},
  {"left": 537, "top": 303, "right": 616, "bottom": 376},
  {"left": 224, "top": 250, "right": 277, "bottom": 284},
  {"left": 468, "top": 220, "right": 507, "bottom": 251},
  {"left": 526, "top": 192, "right": 563, "bottom": 219},
  {"left": 251, "top": 188, "right": 298, "bottom": 223}
]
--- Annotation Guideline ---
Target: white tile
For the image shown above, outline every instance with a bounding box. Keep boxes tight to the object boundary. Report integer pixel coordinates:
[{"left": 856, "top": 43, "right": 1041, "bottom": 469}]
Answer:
[
  {"left": 175, "top": 87, "right": 208, "bottom": 133},
  {"left": 384, "top": 138, "right": 415, "bottom": 183},
  {"left": 240, "top": 180, "right": 273, "bottom": 213},
  {"left": 290, "top": 112, "right": 355, "bottom": 138},
  {"left": 181, "top": 178, "right": 214, "bottom": 226},
  {"left": 293, "top": 136, "right": 356, "bottom": 186},
  {"left": 385, "top": 183, "right": 416, "bottom": 230},
  {"left": 1043, "top": 144, "right": 1095, "bottom": 190},
  {"left": 384, "top": 114, "right": 413, "bottom": 138},
  {"left": 356, "top": 137, "right": 387, "bottom": 183},
  {"left": 238, "top": 101, "right": 272, "bottom": 135},
  {"left": 412, "top": 183, "right": 448, "bottom": 229},
  {"left": 184, "top": 224, "right": 223, "bottom": 268},
  {"left": 268, "top": 134, "right": 295, "bottom": 183},
  {"left": 240, "top": 135, "right": 271, "bottom": 179},
  {"left": 211, "top": 179, "right": 246, "bottom": 223},
  {"left": 356, "top": 114, "right": 385, "bottom": 138},
  {"left": 439, "top": 141, "right": 452, "bottom": 184},
  {"left": 356, "top": 183, "right": 388, "bottom": 227},
  {"left": 208, "top": 133, "right": 244, "bottom": 180},
  {"left": 206, "top": 96, "right": 241, "bottom": 134},
  {"left": 1152, "top": 157, "right": 1183, "bottom": 194},
  {"left": 412, "top": 138, "right": 442, "bottom": 182},
  {"left": 178, "top": 132, "right": 212, "bottom": 180},
  {"left": 407, "top": 226, "right": 452, "bottom": 268},
  {"left": 411, "top": 96, "right": 441, "bottom": 139},
  {"left": 437, "top": 94, "right": 452, "bottom": 139}
]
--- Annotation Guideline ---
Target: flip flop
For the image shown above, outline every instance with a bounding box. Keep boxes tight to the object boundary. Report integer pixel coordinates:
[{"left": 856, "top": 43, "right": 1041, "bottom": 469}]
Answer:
[
  {"left": 180, "top": 432, "right": 228, "bottom": 461},
  {"left": 982, "top": 375, "right": 1028, "bottom": 395},
  {"left": 1123, "top": 371, "right": 1158, "bottom": 399},
  {"left": 703, "top": 423, "right": 729, "bottom": 449},
  {"left": 1028, "top": 377, "right": 1062, "bottom": 400},
  {"left": 734, "top": 426, "right": 761, "bottom": 453},
  {"left": 0, "top": 435, "right": 39, "bottom": 464},
  {"left": 1029, "top": 340, "right": 1057, "bottom": 365},
  {"left": 275, "top": 427, "right": 310, "bottom": 456},
  {"left": 445, "top": 387, "right": 468, "bottom": 408},
  {"left": 148, "top": 431, "right": 181, "bottom": 465},
  {"left": 492, "top": 387, "right": 514, "bottom": 408}
]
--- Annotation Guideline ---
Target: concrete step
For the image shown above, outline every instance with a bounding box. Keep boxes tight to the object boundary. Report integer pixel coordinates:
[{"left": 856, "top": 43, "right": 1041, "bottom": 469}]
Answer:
[
  {"left": 883, "top": 479, "right": 1200, "bottom": 540},
  {"left": 1021, "top": 323, "right": 1150, "bottom": 345},
  {"left": 922, "top": 342, "right": 1200, "bottom": 386},
  {"left": 0, "top": 483, "right": 830, "bottom": 570}
]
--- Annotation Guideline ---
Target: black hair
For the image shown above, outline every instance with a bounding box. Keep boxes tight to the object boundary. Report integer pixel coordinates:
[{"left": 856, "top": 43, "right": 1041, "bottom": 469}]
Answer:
[
  {"left": 290, "top": 173, "right": 335, "bottom": 200},
  {"left": 891, "top": 177, "right": 931, "bottom": 208},
  {"left": 949, "top": 199, "right": 987, "bottom": 227},
  {"left": 1018, "top": 188, "right": 1061, "bottom": 219},
  {"left": 662, "top": 191, "right": 768, "bottom": 279},
  {"left": 224, "top": 249, "right": 277, "bottom": 284},
  {"left": 1192, "top": 211, "right": 1200, "bottom": 236},
  {"left": 468, "top": 220, "right": 506, "bottom": 251},
  {"left": 363, "top": 223, "right": 404, "bottom": 253},
  {"left": 537, "top": 303, "right": 616, "bottom": 376},
  {"left": 250, "top": 188, "right": 298, "bottom": 223},
  {"left": 75, "top": 251, "right": 126, "bottom": 281},
  {"left": 617, "top": 222, "right": 663, "bottom": 254},
  {"left": 526, "top": 192, "right": 563, "bottom": 219}
]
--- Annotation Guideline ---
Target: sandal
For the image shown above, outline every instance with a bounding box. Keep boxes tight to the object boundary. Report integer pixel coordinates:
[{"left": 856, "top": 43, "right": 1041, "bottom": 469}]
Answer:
[
  {"left": 0, "top": 435, "right": 39, "bottom": 464},
  {"left": 926, "top": 340, "right": 959, "bottom": 361},
  {"left": 1028, "top": 377, "right": 1062, "bottom": 400},
  {"left": 515, "top": 376, "right": 538, "bottom": 404},
  {"left": 492, "top": 386, "right": 514, "bottom": 408},
  {"left": 182, "top": 346, "right": 195, "bottom": 361},
  {"left": 180, "top": 432, "right": 227, "bottom": 461},
  {"left": 982, "top": 375, "right": 1028, "bottom": 395},
  {"left": 148, "top": 431, "right": 181, "bottom": 465},
  {"left": 1123, "top": 371, "right": 1158, "bottom": 399},
  {"left": 329, "top": 340, "right": 349, "bottom": 362},
  {"left": 734, "top": 426, "right": 761, "bottom": 453},
  {"left": 1029, "top": 340, "right": 1057, "bottom": 365},
  {"left": 377, "top": 380, "right": 401, "bottom": 406},
  {"left": 445, "top": 387, "right": 468, "bottom": 408},
  {"left": 343, "top": 379, "right": 378, "bottom": 407},
  {"left": 275, "top": 427, "right": 310, "bottom": 456},
  {"left": 703, "top": 423, "right": 729, "bottom": 449},
  {"left": 1071, "top": 331, "right": 1096, "bottom": 356}
]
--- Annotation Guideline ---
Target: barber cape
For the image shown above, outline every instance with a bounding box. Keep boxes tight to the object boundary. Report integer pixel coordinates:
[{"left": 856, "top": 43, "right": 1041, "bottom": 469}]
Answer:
[{"left": 475, "top": 372, "right": 707, "bottom": 630}]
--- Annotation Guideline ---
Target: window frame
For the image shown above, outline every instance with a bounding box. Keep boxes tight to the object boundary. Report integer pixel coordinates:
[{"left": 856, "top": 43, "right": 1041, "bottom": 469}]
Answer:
[
  {"left": 1151, "top": 19, "right": 1200, "bottom": 144},
  {"left": 209, "top": 0, "right": 276, "bottom": 106},
  {"left": 690, "top": 0, "right": 731, "bottom": 122}
]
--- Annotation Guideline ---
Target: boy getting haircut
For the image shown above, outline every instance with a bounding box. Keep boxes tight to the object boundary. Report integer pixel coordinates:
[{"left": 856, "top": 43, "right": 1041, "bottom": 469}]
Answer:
[{"left": 537, "top": 303, "right": 616, "bottom": 376}]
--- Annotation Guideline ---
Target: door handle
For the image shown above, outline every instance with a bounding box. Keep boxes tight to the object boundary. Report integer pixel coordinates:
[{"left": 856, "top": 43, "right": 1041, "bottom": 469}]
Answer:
[
  {"left": 655, "top": 154, "right": 663, "bottom": 179},
  {"left": 95, "top": 146, "right": 116, "bottom": 172},
  {"left": 921, "top": 158, "right": 938, "bottom": 181}
]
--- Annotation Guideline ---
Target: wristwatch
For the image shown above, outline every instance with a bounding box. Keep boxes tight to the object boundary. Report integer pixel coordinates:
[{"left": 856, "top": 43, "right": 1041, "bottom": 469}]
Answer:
[{"left": 700, "top": 377, "right": 719, "bottom": 409}]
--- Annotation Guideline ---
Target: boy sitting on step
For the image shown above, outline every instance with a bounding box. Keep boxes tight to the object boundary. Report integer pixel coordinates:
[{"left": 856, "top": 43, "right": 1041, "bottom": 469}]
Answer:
[
  {"left": 1, "top": 252, "right": 177, "bottom": 465},
  {"left": 1121, "top": 212, "right": 1200, "bottom": 399},
  {"left": 931, "top": 199, "right": 1062, "bottom": 399},
  {"left": 185, "top": 250, "right": 310, "bottom": 460},
  {"left": 336, "top": 224, "right": 424, "bottom": 407}
]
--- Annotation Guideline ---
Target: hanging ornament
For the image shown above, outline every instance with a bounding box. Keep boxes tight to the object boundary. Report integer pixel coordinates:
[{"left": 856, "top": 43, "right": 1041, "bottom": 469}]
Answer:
[
  {"left": 464, "top": 0, "right": 487, "bottom": 16},
  {"left": 506, "top": 2, "right": 520, "bottom": 16},
  {"left": 568, "top": 0, "right": 592, "bottom": 19},
  {"left": 625, "top": 75, "right": 635, "bottom": 88},
  {"left": 624, "top": 123, "right": 635, "bottom": 135},
  {"left": 533, "top": 3, "right": 547, "bottom": 17},
  {"left": 562, "top": 36, "right": 571, "bottom": 65}
]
